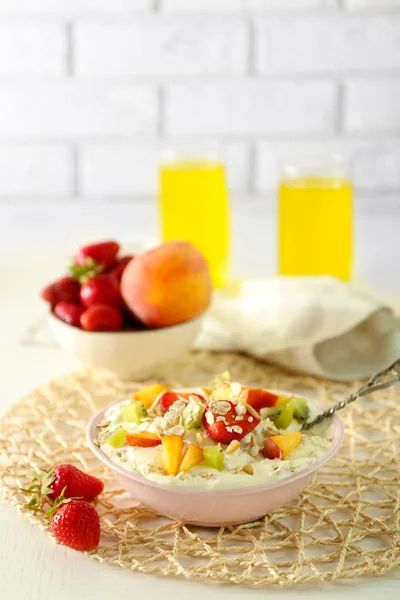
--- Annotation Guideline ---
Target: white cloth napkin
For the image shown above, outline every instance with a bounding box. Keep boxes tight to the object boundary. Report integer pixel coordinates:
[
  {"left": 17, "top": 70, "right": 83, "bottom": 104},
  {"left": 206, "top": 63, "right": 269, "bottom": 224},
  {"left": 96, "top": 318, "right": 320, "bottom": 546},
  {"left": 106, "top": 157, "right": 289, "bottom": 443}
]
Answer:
[{"left": 195, "top": 277, "right": 400, "bottom": 381}]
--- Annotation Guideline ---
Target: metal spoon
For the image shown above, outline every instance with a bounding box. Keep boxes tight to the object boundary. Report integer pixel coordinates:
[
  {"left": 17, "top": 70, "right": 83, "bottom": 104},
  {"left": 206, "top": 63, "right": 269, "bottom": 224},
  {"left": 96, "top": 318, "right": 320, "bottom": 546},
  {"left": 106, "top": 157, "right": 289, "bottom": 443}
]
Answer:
[{"left": 301, "top": 358, "right": 400, "bottom": 431}]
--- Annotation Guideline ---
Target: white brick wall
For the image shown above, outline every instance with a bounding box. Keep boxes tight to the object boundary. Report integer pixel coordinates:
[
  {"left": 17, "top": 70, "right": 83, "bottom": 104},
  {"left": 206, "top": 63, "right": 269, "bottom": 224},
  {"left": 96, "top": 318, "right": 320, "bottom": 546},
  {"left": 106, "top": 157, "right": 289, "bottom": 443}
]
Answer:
[
  {"left": 0, "top": 1, "right": 398, "bottom": 216},
  {"left": 75, "top": 19, "right": 248, "bottom": 77},
  {"left": 166, "top": 81, "right": 337, "bottom": 136}
]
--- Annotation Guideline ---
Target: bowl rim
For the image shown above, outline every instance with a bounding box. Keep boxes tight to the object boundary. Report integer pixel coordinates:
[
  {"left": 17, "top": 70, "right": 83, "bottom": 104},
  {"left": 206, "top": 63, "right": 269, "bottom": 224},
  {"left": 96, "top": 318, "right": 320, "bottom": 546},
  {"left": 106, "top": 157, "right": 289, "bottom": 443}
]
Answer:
[
  {"left": 48, "top": 311, "right": 203, "bottom": 336},
  {"left": 86, "top": 388, "right": 344, "bottom": 496}
]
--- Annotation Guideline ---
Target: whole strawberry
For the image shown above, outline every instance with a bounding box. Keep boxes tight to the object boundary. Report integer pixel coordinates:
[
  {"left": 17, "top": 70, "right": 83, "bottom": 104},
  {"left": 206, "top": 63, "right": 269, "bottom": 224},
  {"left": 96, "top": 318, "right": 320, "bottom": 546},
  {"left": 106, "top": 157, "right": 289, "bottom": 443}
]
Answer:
[
  {"left": 28, "top": 464, "right": 104, "bottom": 505},
  {"left": 52, "top": 500, "right": 100, "bottom": 552}
]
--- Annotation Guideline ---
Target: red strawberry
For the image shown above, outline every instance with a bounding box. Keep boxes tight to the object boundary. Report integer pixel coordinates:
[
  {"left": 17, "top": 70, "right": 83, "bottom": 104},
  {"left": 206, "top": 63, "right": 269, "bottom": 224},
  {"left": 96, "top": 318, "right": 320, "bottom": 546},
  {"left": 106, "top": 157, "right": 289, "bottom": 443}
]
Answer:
[
  {"left": 51, "top": 500, "right": 100, "bottom": 552},
  {"left": 46, "top": 464, "right": 103, "bottom": 502},
  {"left": 244, "top": 389, "right": 279, "bottom": 413},
  {"left": 202, "top": 401, "right": 260, "bottom": 445},
  {"left": 29, "top": 464, "right": 104, "bottom": 503},
  {"left": 109, "top": 255, "right": 134, "bottom": 280},
  {"left": 159, "top": 391, "right": 206, "bottom": 414},
  {"left": 54, "top": 302, "right": 84, "bottom": 327},
  {"left": 80, "top": 303, "right": 122, "bottom": 332},
  {"left": 75, "top": 241, "right": 120, "bottom": 270},
  {"left": 80, "top": 274, "right": 121, "bottom": 309},
  {"left": 41, "top": 276, "right": 80, "bottom": 306},
  {"left": 159, "top": 391, "right": 183, "bottom": 414}
]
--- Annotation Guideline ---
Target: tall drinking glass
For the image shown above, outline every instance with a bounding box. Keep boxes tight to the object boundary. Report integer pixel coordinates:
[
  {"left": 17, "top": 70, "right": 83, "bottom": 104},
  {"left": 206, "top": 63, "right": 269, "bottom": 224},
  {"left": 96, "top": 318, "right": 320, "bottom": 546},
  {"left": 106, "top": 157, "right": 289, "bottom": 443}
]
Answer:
[
  {"left": 278, "top": 154, "right": 353, "bottom": 281},
  {"left": 159, "top": 148, "right": 231, "bottom": 289}
]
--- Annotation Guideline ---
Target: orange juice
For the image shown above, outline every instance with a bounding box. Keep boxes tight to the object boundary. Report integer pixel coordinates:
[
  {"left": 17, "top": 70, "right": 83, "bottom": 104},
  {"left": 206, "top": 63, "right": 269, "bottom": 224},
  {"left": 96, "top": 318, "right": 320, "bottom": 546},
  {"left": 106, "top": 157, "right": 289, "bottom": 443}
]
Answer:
[
  {"left": 278, "top": 177, "right": 353, "bottom": 280},
  {"left": 159, "top": 161, "right": 230, "bottom": 288}
]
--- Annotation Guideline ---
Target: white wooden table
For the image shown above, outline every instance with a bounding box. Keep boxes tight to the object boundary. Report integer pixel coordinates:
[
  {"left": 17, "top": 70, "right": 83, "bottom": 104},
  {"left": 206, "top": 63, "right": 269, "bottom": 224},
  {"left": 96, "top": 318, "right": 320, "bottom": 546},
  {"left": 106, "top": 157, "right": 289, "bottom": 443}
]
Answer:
[{"left": 1, "top": 206, "right": 399, "bottom": 600}]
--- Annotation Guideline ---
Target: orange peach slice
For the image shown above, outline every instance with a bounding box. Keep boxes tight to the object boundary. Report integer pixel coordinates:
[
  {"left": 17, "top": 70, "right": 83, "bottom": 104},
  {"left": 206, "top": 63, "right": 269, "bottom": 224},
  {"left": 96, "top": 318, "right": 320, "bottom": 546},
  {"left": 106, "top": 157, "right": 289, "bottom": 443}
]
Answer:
[
  {"left": 132, "top": 384, "right": 169, "bottom": 409},
  {"left": 269, "top": 432, "right": 302, "bottom": 459},
  {"left": 180, "top": 444, "right": 204, "bottom": 473},
  {"left": 162, "top": 435, "right": 184, "bottom": 475},
  {"left": 126, "top": 432, "right": 161, "bottom": 447}
]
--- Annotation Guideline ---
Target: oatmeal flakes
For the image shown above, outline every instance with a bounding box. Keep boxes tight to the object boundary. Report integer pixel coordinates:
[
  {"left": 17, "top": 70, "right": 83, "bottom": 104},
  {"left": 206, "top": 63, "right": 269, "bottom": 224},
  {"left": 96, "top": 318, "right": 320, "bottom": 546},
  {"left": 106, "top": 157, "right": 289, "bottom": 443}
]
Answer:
[
  {"left": 248, "top": 416, "right": 253, "bottom": 423},
  {"left": 235, "top": 403, "right": 246, "bottom": 416},
  {"left": 216, "top": 416, "right": 226, "bottom": 422},
  {"left": 232, "top": 425, "right": 243, "bottom": 434},
  {"left": 205, "top": 412, "right": 215, "bottom": 425},
  {"left": 230, "top": 382, "right": 242, "bottom": 397},
  {"left": 213, "top": 401, "right": 231, "bottom": 415}
]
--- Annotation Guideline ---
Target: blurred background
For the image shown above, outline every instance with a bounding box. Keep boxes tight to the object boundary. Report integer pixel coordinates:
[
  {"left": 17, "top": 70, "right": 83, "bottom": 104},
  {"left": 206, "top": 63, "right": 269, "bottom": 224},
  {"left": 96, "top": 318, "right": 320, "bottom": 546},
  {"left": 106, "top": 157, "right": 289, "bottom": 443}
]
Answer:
[{"left": 0, "top": 0, "right": 399, "bottom": 302}]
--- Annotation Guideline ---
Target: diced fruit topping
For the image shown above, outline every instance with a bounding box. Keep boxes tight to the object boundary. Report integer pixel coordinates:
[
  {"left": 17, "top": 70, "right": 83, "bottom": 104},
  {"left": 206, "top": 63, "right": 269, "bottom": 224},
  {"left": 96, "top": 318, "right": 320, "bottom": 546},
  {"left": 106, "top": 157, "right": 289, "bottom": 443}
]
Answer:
[
  {"left": 269, "top": 432, "right": 302, "bottom": 459},
  {"left": 80, "top": 303, "right": 122, "bottom": 332},
  {"left": 180, "top": 444, "right": 204, "bottom": 473},
  {"left": 262, "top": 438, "right": 282, "bottom": 460},
  {"left": 273, "top": 401, "right": 294, "bottom": 430},
  {"left": 203, "top": 444, "right": 224, "bottom": 471},
  {"left": 182, "top": 402, "right": 205, "bottom": 430},
  {"left": 242, "top": 388, "right": 279, "bottom": 412},
  {"left": 159, "top": 391, "right": 183, "bottom": 414},
  {"left": 106, "top": 426, "right": 127, "bottom": 448},
  {"left": 291, "top": 397, "right": 310, "bottom": 422},
  {"left": 80, "top": 274, "right": 122, "bottom": 309},
  {"left": 260, "top": 396, "right": 310, "bottom": 429},
  {"left": 161, "top": 435, "right": 184, "bottom": 475},
  {"left": 54, "top": 302, "right": 84, "bottom": 328},
  {"left": 51, "top": 499, "right": 100, "bottom": 552},
  {"left": 202, "top": 401, "right": 260, "bottom": 444},
  {"left": 133, "top": 384, "right": 169, "bottom": 409},
  {"left": 126, "top": 432, "right": 161, "bottom": 447},
  {"left": 275, "top": 395, "right": 289, "bottom": 406},
  {"left": 121, "top": 401, "right": 146, "bottom": 424}
]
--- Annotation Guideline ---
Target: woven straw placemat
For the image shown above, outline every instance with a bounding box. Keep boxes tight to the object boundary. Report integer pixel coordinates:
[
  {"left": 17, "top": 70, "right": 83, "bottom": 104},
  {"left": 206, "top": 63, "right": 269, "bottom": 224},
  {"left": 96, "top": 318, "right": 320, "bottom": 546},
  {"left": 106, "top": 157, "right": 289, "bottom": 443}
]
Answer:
[{"left": 0, "top": 351, "right": 399, "bottom": 586}]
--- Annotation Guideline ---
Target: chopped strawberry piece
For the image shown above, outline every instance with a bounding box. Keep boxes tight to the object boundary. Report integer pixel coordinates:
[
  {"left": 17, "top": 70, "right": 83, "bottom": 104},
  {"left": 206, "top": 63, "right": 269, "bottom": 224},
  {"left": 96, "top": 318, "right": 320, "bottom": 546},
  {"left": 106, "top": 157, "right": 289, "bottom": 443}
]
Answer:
[
  {"left": 244, "top": 388, "right": 279, "bottom": 413},
  {"left": 262, "top": 438, "right": 282, "bottom": 460},
  {"left": 202, "top": 400, "right": 260, "bottom": 444}
]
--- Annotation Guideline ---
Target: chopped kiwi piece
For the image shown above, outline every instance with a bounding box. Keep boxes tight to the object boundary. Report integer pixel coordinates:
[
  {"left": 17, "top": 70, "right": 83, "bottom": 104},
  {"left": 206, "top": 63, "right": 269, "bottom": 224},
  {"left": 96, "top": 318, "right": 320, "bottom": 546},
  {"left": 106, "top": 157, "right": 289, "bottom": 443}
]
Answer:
[
  {"left": 182, "top": 403, "right": 205, "bottom": 430},
  {"left": 290, "top": 397, "right": 310, "bottom": 422},
  {"left": 107, "top": 426, "right": 127, "bottom": 448},
  {"left": 260, "top": 406, "right": 281, "bottom": 421},
  {"left": 203, "top": 444, "right": 224, "bottom": 471},
  {"left": 273, "top": 401, "right": 294, "bottom": 430},
  {"left": 121, "top": 401, "right": 146, "bottom": 424}
]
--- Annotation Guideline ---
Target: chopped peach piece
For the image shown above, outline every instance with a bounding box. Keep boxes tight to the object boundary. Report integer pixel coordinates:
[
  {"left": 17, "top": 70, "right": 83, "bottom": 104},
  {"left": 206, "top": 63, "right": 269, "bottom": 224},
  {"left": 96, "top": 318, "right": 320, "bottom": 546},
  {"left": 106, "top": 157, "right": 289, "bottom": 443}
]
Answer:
[
  {"left": 126, "top": 432, "right": 161, "bottom": 447},
  {"left": 270, "top": 432, "right": 302, "bottom": 459},
  {"left": 132, "top": 384, "right": 169, "bottom": 409},
  {"left": 180, "top": 444, "right": 204, "bottom": 473},
  {"left": 162, "top": 435, "right": 184, "bottom": 475}
]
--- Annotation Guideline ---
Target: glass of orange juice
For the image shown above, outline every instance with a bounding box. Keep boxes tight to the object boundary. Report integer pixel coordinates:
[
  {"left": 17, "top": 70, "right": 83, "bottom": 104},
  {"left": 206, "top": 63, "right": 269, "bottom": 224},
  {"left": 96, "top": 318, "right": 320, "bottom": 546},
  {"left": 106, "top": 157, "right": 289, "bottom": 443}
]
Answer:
[
  {"left": 278, "top": 154, "right": 353, "bottom": 281},
  {"left": 159, "top": 146, "right": 231, "bottom": 289}
]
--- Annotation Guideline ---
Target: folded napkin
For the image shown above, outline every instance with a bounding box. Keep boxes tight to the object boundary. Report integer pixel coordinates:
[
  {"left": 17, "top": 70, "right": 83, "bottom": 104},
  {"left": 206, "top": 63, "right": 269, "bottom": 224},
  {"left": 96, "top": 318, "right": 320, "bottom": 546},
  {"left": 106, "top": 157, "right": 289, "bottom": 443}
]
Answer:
[{"left": 195, "top": 277, "right": 400, "bottom": 381}]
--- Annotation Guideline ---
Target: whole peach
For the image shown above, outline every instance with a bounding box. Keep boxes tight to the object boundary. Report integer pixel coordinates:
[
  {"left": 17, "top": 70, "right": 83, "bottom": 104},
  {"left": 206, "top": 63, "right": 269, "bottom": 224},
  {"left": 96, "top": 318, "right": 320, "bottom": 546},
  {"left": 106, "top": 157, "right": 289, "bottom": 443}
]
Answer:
[{"left": 121, "top": 241, "right": 212, "bottom": 328}]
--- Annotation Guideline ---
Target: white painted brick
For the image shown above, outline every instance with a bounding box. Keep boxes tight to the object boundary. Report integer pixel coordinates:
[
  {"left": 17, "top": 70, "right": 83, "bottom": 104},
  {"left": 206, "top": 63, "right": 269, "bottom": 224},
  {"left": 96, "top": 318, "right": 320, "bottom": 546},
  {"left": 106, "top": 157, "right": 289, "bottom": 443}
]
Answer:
[
  {"left": 79, "top": 142, "right": 249, "bottom": 194},
  {"left": 162, "top": 0, "right": 337, "bottom": 10},
  {"left": 256, "top": 15, "right": 400, "bottom": 74},
  {"left": 0, "top": 83, "right": 157, "bottom": 138},
  {"left": 165, "top": 81, "right": 337, "bottom": 136},
  {"left": 345, "top": 0, "right": 400, "bottom": 8},
  {"left": 75, "top": 18, "right": 247, "bottom": 77},
  {"left": 345, "top": 80, "right": 400, "bottom": 133},
  {"left": 0, "top": 145, "right": 72, "bottom": 195},
  {"left": 0, "top": 24, "right": 66, "bottom": 76},
  {"left": 0, "top": 0, "right": 151, "bottom": 16},
  {"left": 255, "top": 139, "right": 400, "bottom": 194}
]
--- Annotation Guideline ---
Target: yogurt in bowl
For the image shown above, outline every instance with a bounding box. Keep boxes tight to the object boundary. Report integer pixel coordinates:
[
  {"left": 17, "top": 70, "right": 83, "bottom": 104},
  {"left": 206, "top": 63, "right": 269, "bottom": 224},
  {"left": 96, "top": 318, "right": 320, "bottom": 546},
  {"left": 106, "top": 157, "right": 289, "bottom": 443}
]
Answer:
[{"left": 87, "top": 376, "right": 343, "bottom": 526}]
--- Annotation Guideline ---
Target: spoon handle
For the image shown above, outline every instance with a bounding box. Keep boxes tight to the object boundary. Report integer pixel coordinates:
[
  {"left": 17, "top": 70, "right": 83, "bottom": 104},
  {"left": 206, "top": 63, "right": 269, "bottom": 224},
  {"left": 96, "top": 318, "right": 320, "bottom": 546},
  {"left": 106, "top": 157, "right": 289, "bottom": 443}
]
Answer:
[{"left": 301, "top": 359, "right": 400, "bottom": 431}]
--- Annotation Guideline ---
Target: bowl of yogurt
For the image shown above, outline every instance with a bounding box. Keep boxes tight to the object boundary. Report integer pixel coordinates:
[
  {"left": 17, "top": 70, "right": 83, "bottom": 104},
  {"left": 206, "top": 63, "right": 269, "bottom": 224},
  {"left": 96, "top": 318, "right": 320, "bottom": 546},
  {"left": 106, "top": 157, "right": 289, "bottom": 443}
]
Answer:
[{"left": 86, "top": 377, "right": 344, "bottom": 526}]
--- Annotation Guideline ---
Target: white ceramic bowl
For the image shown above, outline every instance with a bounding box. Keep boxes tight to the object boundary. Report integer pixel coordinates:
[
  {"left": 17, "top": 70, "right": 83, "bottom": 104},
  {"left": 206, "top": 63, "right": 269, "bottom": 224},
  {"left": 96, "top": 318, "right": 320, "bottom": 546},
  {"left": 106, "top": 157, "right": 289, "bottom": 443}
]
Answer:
[
  {"left": 49, "top": 313, "right": 202, "bottom": 380},
  {"left": 86, "top": 391, "right": 344, "bottom": 527}
]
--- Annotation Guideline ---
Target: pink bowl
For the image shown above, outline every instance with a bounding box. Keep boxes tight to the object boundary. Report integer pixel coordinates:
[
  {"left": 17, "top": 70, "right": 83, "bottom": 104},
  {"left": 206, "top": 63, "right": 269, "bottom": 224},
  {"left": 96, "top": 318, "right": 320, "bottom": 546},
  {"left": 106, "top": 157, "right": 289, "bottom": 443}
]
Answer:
[{"left": 86, "top": 393, "right": 344, "bottom": 527}]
